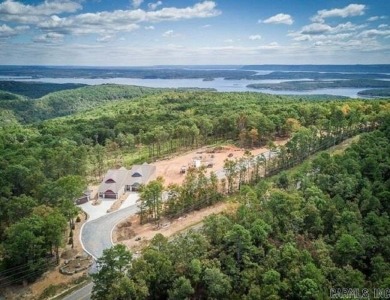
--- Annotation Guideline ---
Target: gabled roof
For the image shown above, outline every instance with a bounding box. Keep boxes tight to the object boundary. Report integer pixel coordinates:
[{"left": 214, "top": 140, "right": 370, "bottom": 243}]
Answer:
[
  {"left": 98, "top": 164, "right": 156, "bottom": 194},
  {"left": 126, "top": 163, "right": 156, "bottom": 186},
  {"left": 98, "top": 167, "right": 130, "bottom": 194}
]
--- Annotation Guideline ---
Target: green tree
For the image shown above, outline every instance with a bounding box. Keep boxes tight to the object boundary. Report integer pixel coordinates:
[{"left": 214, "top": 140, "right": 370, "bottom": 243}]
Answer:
[
  {"left": 224, "top": 224, "right": 253, "bottom": 268},
  {"left": 3, "top": 215, "right": 48, "bottom": 282},
  {"left": 334, "top": 234, "right": 364, "bottom": 266},
  {"left": 138, "top": 177, "right": 164, "bottom": 225},
  {"left": 202, "top": 267, "right": 232, "bottom": 300},
  {"left": 224, "top": 159, "right": 238, "bottom": 194},
  {"left": 168, "top": 276, "right": 194, "bottom": 300},
  {"left": 295, "top": 278, "right": 319, "bottom": 300},
  {"left": 92, "top": 244, "right": 133, "bottom": 300}
]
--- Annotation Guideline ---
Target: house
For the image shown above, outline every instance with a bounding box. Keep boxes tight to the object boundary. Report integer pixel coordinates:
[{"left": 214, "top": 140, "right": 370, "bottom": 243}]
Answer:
[{"left": 98, "top": 163, "right": 156, "bottom": 199}]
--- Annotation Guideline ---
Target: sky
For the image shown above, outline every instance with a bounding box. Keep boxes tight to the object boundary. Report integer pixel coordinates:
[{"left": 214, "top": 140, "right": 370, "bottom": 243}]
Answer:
[{"left": 0, "top": 0, "right": 389, "bottom": 66}]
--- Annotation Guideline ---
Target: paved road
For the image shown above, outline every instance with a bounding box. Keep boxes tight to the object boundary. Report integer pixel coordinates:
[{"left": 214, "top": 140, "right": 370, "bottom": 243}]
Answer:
[
  {"left": 81, "top": 204, "right": 139, "bottom": 259},
  {"left": 62, "top": 282, "right": 93, "bottom": 300},
  {"left": 62, "top": 204, "right": 139, "bottom": 300}
]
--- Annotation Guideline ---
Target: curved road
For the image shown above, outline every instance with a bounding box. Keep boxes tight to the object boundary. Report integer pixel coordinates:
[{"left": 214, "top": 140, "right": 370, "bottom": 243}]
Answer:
[
  {"left": 81, "top": 204, "right": 139, "bottom": 259},
  {"left": 63, "top": 204, "right": 139, "bottom": 300}
]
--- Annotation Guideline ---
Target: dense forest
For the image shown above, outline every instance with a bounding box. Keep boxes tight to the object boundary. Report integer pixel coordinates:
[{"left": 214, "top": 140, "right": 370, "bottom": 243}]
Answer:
[
  {"left": 358, "top": 89, "right": 390, "bottom": 98},
  {"left": 247, "top": 79, "right": 390, "bottom": 91},
  {"left": 0, "top": 81, "right": 87, "bottom": 99},
  {"left": 92, "top": 121, "right": 390, "bottom": 299},
  {"left": 0, "top": 84, "right": 164, "bottom": 122},
  {"left": 0, "top": 84, "right": 389, "bottom": 294}
]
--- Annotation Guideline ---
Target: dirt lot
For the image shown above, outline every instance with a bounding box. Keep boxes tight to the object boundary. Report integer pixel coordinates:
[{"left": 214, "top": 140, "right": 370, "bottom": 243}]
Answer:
[
  {"left": 114, "top": 201, "right": 238, "bottom": 252},
  {"left": 152, "top": 139, "right": 288, "bottom": 186}
]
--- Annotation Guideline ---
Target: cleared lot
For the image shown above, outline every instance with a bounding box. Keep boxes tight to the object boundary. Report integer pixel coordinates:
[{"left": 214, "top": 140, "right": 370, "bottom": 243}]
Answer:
[{"left": 152, "top": 140, "right": 288, "bottom": 186}]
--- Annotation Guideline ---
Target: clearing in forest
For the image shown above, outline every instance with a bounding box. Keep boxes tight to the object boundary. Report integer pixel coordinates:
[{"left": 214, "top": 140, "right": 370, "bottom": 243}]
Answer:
[{"left": 152, "top": 139, "right": 288, "bottom": 186}]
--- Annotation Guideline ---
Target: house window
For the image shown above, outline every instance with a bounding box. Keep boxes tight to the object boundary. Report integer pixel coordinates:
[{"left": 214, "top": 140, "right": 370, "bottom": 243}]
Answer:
[
  {"left": 132, "top": 172, "right": 142, "bottom": 177},
  {"left": 105, "top": 178, "right": 116, "bottom": 183}
]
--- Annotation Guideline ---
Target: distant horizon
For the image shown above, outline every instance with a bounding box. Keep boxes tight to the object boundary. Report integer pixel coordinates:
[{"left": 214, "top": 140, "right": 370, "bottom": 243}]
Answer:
[{"left": 1, "top": 64, "right": 390, "bottom": 68}]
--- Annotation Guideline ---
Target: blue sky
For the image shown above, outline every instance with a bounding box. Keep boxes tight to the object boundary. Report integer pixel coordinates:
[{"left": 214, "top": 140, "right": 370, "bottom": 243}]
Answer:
[{"left": 0, "top": 0, "right": 389, "bottom": 65}]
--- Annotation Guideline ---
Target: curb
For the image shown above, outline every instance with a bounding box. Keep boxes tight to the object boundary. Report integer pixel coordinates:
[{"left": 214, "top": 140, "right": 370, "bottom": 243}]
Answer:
[
  {"left": 79, "top": 197, "right": 139, "bottom": 260},
  {"left": 79, "top": 213, "right": 98, "bottom": 261},
  {"left": 110, "top": 211, "right": 137, "bottom": 246}
]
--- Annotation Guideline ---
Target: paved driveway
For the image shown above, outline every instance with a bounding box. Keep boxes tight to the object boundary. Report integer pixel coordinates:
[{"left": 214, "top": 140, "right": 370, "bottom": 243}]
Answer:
[
  {"left": 80, "top": 203, "right": 139, "bottom": 259},
  {"left": 78, "top": 200, "right": 113, "bottom": 221},
  {"left": 63, "top": 202, "right": 139, "bottom": 300},
  {"left": 79, "top": 193, "right": 139, "bottom": 221}
]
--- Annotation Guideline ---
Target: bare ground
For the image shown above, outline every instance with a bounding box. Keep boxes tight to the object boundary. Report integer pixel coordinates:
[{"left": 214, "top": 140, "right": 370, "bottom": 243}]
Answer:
[
  {"left": 152, "top": 139, "right": 288, "bottom": 186},
  {"left": 114, "top": 201, "right": 238, "bottom": 252}
]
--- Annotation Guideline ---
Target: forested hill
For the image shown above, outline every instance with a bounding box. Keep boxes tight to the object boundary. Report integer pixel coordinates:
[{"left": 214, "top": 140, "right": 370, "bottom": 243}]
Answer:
[
  {"left": 0, "top": 81, "right": 87, "bottom": 98},
  {"left": 40, "top": 90, "right": 390, "bottom": 150},
  {"left": 0, "top": 84, "right": 166, "bottom": 123}
]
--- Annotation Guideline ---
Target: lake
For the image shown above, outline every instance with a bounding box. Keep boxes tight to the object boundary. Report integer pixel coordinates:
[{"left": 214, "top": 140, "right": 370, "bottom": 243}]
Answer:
[{"left": 2, "top": 76, "right": 374, "bottom": 98}]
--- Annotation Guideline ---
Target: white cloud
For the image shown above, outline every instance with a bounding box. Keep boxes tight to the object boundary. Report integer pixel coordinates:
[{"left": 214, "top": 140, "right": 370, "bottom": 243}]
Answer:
[
  {"left": 162, "top": 30, "right": 177, "bottom": 38},
  {"left": 367, "top": 15, "right": 387, "bottom": 22},
  {"left": 368, "top": 16, "right": 379, "bottom": 22},
  {"left": 37, "top": 1, "right": 220, "bottom": 36},
  {"left": 258, "top": 42, "right": 279, "bottom": 49},
  {"left": 0, "top": 24, "right": 16, "bottom": 37},
  {"left": 333, "top": 22, "right": 365, "bottom": 32},
  {"left": 132, "top": 0, "right": 144, "bottom": 9},
  {"left": 0, "top": 24, "right": 28, "bottom": 37},
  {"left": 33, "top": 32, "right": 64, "bottom": 43},
  {"left": 0, "top": 0, "right": 82, "bottom": 23},
  {"left": 263, "top": 13, "right": 293, "bottom": 25},
  {"left": 223, "top": 39, "right": 233, "bottom": 43},
  {"left": 0, "top": 39, "right": 388, "bottom": 66},
  {"left": 201, "top": 24, "right": 211, "bottom": 28},
  {"left": 148, "top": 1, "right": 162, "bottom": 11},
  {"left": 146, "top": 1, "right": 220, "bottom": 21},
  {"left": 378, "top": 24, "right": 388, "bottom": 29},
  {"left": 39, "top": 13, "right": 141, "bottom": 35},
  {"left": 312, "top": 4, "right": 366, "bottom": 23},
  {"left": 294, "top": 21, "right": 366, "bottom": 38},
  {"left": 145, "top": 25, "right": 155, "bottom": 30},
  {"left": 301, "top": 23, "right": 332, "bottom": 35},
  {"left": 249, "top": 34, "right": 261, "bottom": 40},
  {"left": 358, "top": 29, "right": 390, "bottom": 38},
  {"left": 96, "top": 35, "right": 114, "bottom": 43}
]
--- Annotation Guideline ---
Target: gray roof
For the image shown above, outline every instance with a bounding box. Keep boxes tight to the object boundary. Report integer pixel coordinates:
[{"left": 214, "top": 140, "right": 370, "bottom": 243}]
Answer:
[{"left": 98, "top": 164, "right": 156, "bottom": 194}]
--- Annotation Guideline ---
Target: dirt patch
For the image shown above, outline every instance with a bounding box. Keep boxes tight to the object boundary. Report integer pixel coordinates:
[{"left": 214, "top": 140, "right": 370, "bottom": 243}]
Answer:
[
  {"left": 114, "top": 201, "right": 236, "bottom": 252},
  {"left": 152, "top": 139, "right": 288, "bottom": 186},
  {"left": 61, "top": 249, "right": 78, "bottom": 260},
  {"left": 116, "top": 220, "right": 136, "bottom": 242}
]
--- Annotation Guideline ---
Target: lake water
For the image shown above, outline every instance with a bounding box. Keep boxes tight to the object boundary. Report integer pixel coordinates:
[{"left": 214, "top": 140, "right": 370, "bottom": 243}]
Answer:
[{"left": 2, "top": 76, "right": 374, "bottom": 98}]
